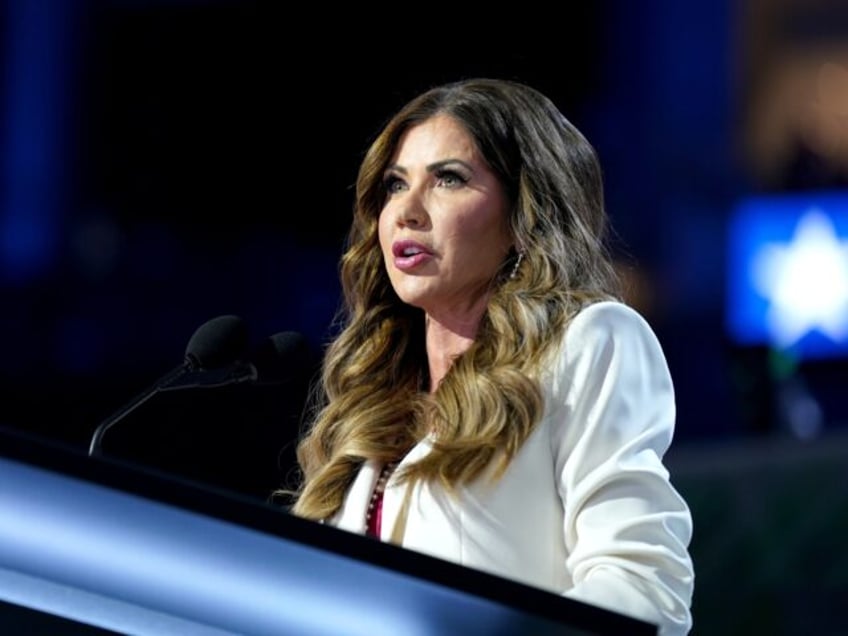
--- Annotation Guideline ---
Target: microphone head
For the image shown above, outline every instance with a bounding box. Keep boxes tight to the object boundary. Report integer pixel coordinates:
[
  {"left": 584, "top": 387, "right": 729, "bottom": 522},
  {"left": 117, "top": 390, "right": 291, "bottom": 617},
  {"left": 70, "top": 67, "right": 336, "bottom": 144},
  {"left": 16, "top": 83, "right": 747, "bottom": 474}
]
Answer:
[
  {"left": 251, "top": 330, "right": 311, "bottom": 384},
  {"left": 184, "top": 315, "right": 249, "bottom": 370}
]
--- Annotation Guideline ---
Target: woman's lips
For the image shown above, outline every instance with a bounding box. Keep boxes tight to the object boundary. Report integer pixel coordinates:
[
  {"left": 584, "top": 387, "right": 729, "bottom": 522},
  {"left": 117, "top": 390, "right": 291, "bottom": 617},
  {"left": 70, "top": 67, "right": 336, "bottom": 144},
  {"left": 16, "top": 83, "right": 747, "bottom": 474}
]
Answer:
[
  {"left": 395, "top": 252, "right": 432, "bottom": 271},
  {"left": 392, "top": 240, "right": 433, "bottom": 271}
]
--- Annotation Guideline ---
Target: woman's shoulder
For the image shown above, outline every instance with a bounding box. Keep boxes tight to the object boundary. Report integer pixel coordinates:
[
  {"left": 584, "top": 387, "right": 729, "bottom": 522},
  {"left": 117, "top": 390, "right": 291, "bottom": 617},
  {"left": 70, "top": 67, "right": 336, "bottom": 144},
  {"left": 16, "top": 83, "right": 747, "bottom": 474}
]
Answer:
[
  {"left": 543, "top": 299, "right": 669, "bottom": 386},
  {"left": 565, "top": 300, "right": 659, "bottom": 344}
]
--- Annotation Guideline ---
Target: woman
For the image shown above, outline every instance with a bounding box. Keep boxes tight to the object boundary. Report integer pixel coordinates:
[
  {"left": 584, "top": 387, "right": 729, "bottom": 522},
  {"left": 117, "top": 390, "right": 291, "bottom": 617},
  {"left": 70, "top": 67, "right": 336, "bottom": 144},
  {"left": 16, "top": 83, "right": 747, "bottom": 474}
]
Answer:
[{"left": 287, "top": 78, "right": 694, "bottom": 634}]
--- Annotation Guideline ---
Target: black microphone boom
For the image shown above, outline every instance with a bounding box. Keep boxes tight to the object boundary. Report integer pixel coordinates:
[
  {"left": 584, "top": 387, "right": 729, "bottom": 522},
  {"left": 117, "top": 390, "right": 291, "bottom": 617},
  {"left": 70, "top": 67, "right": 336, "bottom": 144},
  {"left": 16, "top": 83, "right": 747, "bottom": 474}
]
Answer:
[
  {"left": 160, "top": 330, "right": 310, "bottom": 391},
  {"left": 88, "top": 315, "right": 249, "bottom": 456}
]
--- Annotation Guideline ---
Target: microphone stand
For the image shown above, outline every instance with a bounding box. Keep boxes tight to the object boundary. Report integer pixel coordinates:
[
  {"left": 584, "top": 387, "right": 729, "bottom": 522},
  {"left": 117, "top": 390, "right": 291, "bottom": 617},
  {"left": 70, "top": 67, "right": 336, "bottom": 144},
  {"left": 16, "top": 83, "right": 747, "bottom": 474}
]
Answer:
[
  {"left": 88, "top": 361, "right": 258, "bottom": 457},
  {"left": 88, "top": 363, "right": 191, "bottom": 457}
]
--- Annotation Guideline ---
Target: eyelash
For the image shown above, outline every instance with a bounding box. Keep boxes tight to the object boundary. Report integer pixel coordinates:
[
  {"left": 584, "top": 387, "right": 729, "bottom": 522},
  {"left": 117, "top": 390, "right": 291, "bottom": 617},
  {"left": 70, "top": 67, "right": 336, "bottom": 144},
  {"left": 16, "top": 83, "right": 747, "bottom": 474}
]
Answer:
[
  {"left": 382, "top": 169, "right": 468, "bottom": 194},
  {"left": 435, "top": 169, "right": 468, "bottom": 188}
]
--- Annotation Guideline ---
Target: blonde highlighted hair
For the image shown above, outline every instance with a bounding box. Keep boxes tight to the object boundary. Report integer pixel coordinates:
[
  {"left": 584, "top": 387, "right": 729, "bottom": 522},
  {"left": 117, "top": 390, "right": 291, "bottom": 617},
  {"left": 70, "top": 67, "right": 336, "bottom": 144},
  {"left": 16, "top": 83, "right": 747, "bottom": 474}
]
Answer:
[{"left": 287, "top": 78, "right": 620, "bottom": 521}]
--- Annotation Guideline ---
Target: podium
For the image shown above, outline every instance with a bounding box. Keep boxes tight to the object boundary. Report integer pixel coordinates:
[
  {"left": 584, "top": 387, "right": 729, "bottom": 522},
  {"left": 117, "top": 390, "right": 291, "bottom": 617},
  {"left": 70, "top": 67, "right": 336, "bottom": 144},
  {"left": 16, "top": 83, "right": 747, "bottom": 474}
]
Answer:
[{"left": 0, "top": 427, "right": 657, "bottom": 635}]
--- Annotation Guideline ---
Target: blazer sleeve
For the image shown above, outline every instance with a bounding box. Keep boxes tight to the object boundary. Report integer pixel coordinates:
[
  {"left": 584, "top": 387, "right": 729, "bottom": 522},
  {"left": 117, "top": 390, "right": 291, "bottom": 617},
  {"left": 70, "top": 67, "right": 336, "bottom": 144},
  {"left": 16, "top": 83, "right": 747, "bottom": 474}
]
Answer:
[{"left": 548, "top": 301, "right": 694, "bottom": 635}]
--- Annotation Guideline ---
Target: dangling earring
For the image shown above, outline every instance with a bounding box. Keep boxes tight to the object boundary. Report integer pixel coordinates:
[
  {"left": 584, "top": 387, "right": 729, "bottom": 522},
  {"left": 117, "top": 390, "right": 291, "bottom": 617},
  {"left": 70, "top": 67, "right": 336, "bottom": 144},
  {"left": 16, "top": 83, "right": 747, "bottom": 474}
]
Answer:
[{"left": 509, "top": 251, "right": 524, "bottom": 279}]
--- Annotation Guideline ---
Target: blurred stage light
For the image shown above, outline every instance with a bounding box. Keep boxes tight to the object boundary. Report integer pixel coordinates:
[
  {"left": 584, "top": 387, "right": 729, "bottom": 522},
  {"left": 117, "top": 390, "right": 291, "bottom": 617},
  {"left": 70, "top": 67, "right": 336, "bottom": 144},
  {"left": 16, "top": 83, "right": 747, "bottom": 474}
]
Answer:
[{"left": 727, "top": 191, "right": 848, "bottom": 359}]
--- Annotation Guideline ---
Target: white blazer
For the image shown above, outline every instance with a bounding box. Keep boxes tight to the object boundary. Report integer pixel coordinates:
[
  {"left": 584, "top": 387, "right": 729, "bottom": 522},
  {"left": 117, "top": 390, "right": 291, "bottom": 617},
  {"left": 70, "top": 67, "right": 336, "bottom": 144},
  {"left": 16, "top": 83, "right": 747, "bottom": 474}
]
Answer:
[{"left": 331, "top": 301, "right": 694, "bottom": 635}]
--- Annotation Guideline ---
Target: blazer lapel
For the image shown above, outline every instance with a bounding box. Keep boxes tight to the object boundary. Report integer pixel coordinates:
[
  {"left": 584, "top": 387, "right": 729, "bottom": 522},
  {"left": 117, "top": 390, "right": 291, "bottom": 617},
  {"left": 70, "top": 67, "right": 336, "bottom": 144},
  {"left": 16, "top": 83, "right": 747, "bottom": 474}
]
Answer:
[
  {"left": 333, "top": 460, "right": 380, "bottom": 533},
  {"left": 381, "top": 438, "right": 433, "bottom": 542},
  {"left": 332, "top": 437, "right": 434, "bottom": 539}
]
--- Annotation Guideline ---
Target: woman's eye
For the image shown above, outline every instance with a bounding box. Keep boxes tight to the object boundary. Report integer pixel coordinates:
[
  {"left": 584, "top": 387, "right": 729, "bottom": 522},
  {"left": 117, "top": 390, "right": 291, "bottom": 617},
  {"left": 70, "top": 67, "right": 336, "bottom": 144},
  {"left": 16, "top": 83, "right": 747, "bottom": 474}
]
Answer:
[
  {"left": 383, "top": 175, "right": 406, "bottom": 194},
  {"left": 436, "top": 170, "right": 467, "bottom": 188}
]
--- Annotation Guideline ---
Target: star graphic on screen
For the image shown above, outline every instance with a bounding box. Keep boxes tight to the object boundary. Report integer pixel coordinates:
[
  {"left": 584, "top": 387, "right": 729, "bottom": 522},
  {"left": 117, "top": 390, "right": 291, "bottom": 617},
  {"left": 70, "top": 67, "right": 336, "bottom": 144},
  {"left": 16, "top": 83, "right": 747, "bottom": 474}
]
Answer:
[{"left": 752, "top": 208, "right": 848, "bottom": 348}]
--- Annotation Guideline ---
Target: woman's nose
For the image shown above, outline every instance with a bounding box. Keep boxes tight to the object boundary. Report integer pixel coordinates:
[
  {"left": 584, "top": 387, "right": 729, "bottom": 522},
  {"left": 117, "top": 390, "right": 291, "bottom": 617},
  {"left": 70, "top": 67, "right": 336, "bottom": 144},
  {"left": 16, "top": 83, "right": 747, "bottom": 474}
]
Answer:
[{"left": 396, "top": 190, "right": 428, "bottom": 228}]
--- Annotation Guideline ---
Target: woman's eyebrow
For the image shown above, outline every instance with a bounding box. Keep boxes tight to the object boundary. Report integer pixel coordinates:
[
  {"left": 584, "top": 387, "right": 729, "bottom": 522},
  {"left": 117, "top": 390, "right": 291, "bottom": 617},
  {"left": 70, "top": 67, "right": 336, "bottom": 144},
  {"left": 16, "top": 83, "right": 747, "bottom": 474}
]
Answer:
[
  {"left": 426, "top": 159, "right": 475, "bottom": 173},
  {"left": 384, "top": 158, "right": 475, "bottom": 175}
]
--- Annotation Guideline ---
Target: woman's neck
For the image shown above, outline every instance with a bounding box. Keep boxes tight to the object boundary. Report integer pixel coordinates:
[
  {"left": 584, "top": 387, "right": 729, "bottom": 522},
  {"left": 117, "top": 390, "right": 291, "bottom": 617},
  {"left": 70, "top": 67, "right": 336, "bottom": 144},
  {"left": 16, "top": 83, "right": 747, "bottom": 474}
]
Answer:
[{"left": 424, "top": 308, "right": 484, "bottom": 393}]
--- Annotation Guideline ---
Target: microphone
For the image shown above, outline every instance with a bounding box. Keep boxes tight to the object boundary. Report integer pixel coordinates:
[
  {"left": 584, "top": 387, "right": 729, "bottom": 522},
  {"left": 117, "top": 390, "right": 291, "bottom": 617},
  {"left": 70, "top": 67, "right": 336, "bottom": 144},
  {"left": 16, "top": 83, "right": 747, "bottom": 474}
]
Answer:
[
  {"left": 250, "top": 331, "right": 311, "bottom": 386},
  {"left": 161, "top": 330, "right": 311, "bottom": 390},
  {"left": 88, "top": 315, "right": 249, "bottom": 456}
]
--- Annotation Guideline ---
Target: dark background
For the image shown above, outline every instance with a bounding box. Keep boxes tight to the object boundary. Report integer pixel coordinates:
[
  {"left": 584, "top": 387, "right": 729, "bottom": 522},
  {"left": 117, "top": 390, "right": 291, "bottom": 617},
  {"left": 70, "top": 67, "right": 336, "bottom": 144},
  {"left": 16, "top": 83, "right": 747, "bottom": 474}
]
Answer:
[{"left": 2, "top": 1, "right": 847, "bottom": 634}]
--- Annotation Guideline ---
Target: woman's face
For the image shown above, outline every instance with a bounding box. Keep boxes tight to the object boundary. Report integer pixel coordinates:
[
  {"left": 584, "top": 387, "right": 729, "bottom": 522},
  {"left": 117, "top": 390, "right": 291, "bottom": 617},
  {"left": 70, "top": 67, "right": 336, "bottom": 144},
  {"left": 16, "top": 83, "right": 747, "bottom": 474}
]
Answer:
[{"left": 378, "top": 114, "right": 512, "bottom": 321}]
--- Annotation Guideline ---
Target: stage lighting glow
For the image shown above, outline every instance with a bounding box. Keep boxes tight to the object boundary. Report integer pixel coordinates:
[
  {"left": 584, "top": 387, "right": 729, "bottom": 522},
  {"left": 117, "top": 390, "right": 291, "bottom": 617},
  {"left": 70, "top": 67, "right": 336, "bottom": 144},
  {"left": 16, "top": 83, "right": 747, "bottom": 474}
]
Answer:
[
  {"left": 727, "top": 192, "right": 848, "bottom": 359},
  {"left": 753, "top": 209, "right": 848, "bottom": 347}
]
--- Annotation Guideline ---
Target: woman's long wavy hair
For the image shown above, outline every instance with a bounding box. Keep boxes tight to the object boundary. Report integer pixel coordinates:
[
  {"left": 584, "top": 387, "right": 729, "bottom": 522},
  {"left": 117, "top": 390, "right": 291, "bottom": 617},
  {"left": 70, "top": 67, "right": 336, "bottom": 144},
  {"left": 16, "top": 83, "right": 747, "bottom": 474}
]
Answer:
[{"left": 288, "top": 78, "right": 621, "bottom": 521}]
